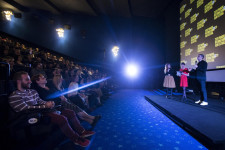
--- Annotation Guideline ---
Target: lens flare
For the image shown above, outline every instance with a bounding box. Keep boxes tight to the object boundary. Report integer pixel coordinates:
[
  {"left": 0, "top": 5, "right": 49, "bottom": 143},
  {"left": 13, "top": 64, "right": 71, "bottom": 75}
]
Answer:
[{"left": 47, "top": 76, "right": 111, "bottom": 99}]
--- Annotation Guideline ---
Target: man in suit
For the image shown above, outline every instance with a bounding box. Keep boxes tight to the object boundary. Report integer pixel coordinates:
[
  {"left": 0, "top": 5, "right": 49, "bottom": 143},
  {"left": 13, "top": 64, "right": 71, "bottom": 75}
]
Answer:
[{"left": 194, "top": 54, "right": 208, "bottom": 106}]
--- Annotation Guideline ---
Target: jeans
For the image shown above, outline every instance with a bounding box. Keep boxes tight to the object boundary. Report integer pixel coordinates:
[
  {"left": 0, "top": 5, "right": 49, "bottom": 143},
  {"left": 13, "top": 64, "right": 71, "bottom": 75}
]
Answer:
[
  {"left": 198, "top": 80, "right": 207, "bottom": 102},
  {"left": 47, "top": 109, "right": 85, "bottom": 142}
]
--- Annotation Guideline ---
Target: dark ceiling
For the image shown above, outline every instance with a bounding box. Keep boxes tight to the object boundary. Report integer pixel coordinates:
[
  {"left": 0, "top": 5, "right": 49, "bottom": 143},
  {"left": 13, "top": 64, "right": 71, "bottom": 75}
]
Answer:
[{"left": 0, "top": 0, "right": 177, "bottom": 18}]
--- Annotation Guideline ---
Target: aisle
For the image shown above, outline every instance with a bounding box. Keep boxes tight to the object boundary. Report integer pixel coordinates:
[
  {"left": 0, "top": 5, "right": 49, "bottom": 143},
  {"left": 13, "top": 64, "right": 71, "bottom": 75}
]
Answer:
[{"left": 59, "top": 89, "right": 207, "bottom": 150}]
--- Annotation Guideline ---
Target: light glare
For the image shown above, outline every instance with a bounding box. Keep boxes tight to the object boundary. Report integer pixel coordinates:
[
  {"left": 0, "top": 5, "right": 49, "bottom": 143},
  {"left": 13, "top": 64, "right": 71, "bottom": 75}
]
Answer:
[
  {"left": 56, "top": 28, "right": 64, "bottom": 37},
  {"left": 125, "top": 64, "right": 139, "bottom": 78},
  {"left": 3, "top": 11, "right": 13, "bottom": 21},
  {"left": 112, "top": 46, "right": 119, "bottom": 56}
]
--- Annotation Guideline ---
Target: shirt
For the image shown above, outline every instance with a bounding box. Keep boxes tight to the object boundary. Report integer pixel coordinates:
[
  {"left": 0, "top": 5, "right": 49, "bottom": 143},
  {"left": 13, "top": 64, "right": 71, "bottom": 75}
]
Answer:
[{"left": 9, "top": 89, "right": 46, "bottom": 112}]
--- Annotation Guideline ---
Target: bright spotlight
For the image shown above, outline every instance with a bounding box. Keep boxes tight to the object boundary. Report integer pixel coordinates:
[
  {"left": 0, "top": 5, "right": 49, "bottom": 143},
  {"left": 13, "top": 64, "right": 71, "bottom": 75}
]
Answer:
[
  {"left": 112, "top": 46, "right": 119, "bottom": 57},
  {"left": 125, "top": 64, "right": 139, "bottom": 78},
  {"left": 3, "top": 11, "right": 13, "bottom": 21},
  {"left": 56, "top": 28, "right": 64, "bottom": 38}
]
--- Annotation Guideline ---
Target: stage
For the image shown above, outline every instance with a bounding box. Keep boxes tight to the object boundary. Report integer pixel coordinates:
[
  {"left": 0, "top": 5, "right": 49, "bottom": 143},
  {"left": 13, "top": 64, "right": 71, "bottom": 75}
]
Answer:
[{"left": 145, "top": 94, "right": 225, "bottom": 150}]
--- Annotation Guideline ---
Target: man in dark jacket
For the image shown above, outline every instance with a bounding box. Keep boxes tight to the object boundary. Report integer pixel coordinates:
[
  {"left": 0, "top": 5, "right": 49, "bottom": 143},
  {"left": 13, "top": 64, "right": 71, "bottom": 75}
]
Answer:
[{"left": 194, "top": 54, "right": 208, "bottom": 106}]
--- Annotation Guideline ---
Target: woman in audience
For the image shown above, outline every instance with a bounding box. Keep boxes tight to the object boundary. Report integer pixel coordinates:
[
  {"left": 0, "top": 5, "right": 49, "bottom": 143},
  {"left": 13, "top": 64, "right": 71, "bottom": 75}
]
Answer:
[
  {"left": 32, "top": 74, "right": 101, "bottom": 127},
  {"left": 31, "top": 62, "right": 46, "bottom": 77},
  {"left": 68, "top": 75, "right": 90, "bottom": 109},
  {"left": 15, "top": 55, "right": 25, "bottom": 67}
]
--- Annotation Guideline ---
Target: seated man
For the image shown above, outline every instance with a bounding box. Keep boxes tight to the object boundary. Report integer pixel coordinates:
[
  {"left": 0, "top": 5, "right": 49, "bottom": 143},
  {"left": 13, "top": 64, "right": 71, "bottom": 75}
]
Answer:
[{"left": 8, "top": 71, "right": 95, "bottom": 147}]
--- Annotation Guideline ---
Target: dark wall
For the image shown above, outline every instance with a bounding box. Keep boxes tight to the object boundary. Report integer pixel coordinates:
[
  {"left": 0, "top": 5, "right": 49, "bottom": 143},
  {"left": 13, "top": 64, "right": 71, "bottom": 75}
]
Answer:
[
  {"left": 0, "top": 13, "right": 166, "bottom": 89},
  {"left": 164, "top": 0, "right": 180, "bottom": 66}
]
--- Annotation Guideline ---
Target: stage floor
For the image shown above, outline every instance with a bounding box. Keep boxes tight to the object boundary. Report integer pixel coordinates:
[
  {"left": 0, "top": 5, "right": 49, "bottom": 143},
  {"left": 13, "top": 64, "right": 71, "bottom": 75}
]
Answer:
[{"left": 145, "top": 94, "right": 225, "bottom": 149}]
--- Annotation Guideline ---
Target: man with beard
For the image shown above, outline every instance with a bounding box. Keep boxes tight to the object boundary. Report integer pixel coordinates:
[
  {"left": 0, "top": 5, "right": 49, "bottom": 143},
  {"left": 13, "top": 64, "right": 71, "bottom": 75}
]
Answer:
[{"left": 9, "top": 71, "right": 94, "bottom": 147}]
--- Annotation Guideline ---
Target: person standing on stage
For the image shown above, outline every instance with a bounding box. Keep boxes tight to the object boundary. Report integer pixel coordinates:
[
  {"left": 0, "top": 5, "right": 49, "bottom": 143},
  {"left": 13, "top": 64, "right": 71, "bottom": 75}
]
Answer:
[
  {"left": 163, "top": 63, "right": 176, "bottom": 98},
  {"left": 193, "top": 54, "right": 208, "bottom": 106},
  {"left": 179, "top": 62, "right": 189, "bottom": 100}
]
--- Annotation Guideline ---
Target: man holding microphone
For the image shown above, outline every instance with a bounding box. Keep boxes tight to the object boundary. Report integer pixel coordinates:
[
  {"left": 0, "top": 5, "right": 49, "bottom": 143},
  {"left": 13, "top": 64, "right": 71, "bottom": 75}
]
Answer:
[{"left": 190, "top": 54, "right": 208, "bottom": 106}]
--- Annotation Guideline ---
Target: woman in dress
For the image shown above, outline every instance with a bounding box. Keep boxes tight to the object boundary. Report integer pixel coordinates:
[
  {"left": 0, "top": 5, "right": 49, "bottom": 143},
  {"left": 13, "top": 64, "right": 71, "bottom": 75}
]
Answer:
[
  {"left": 163, "top": 63, "right": 176, "bottom": 98},
  {"left": 179, "top": 62, "right": 189, "bottom": 100}
]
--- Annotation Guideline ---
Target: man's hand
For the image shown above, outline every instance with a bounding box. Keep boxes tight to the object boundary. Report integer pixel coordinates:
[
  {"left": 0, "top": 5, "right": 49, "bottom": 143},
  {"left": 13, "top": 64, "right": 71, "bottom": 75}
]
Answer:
[
  {"left": 195, "top": 64, "right": 198, "bottom": 68},
  {"left": 45, "top": 101, "right": 55, "bottom": 108}
]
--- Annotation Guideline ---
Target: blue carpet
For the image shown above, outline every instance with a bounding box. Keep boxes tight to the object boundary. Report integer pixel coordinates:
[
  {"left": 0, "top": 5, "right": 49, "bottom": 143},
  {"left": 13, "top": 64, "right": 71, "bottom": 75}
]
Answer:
[{"left": 58, "top": 89, "right": 207, "bottom": 150}]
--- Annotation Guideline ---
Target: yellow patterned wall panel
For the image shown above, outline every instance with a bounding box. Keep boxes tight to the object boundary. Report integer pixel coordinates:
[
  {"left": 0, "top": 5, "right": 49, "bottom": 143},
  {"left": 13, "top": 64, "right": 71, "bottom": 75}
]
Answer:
[
  {"left": 215, "top": 34, "right": 225, "bottom": 47},
  {"left": 190, "top": 13, "right": 199, "bottom": 23},
  {"left": 206, "top": 53, "right": 219, "bottom": 62},
  {"left": 180, "top": 4, "right": 187, "bottom": 14},
  {"left": 180, "top": 41, "right": 187, "bottom": 48},
  {"left": 191, "top": 35, "right": 200, "bottom": 44},
  {"left": 197, "top": 43, "right": 208, "bottom": 52},
  {"left": 185, "top": 48, "right": 193, "bottom": 56},
  {"left": 197, "top": 19, "right": 207, "bottom": 30},
  {"left": 197, "top": 0, "right": 204, "bottom": 8},
  {"left": 214, "top": 5, "right": 225, "bottom": 20},
  {"left": 180, "top": 22, "right": 187, "bottom": 31},
  {"left": 216, "top": 65, "right": 225, "bottom": 69},
  {"left": 205, "top": 0, "right": 216, "bottom": 13},
  {"left": 185, "top": 8, "right": 192, "bottom": 18},
  {"left": 205, "top": 26, "right": 217, "bottom": 37},
  {"left": 190, "top": 0, "right": 195, "bottom": 4},
  {"left": 185, "top": 28, "right": 192, "bottom": 37}
]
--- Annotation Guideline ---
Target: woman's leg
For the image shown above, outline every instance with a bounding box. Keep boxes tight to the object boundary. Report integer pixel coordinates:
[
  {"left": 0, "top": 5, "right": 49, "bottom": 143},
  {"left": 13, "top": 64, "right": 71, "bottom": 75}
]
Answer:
[
  {"left": 166, "top": 88, "right": 168, "bottom": 98},
  {"left": 183, "top": 87, "right": 186, "bottom": 98},
  {"left": 77, "top": 111, "right": 95, "bottom": 124}
]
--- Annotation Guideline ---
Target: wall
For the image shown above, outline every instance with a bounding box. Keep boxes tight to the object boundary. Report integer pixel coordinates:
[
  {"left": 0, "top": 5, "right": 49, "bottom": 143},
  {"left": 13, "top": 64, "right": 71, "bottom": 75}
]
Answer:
[{"left": 164, "top": 0, "right": 180, "bottom": 66}]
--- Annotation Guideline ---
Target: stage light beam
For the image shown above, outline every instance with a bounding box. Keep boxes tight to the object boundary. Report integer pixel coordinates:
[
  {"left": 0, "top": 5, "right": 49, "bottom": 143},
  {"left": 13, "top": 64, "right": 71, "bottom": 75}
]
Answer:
[{"left": 47, "top": 76, "right": 111, "bottom": 99}]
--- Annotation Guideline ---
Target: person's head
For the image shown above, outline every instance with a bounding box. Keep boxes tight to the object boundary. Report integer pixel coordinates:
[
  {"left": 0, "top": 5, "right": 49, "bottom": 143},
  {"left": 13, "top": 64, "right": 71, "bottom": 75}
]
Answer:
[
  {"left": 165, "top": 63, "right": 171, "bottom": 69},
  {"left": 31, "top": 74, "right": 47, "bottom": 86},
  {"left": 15, "top": 55, "right": 23, "bottom": 62},
  {"left": 34, "top": 62, "right": 43, "bottom": 69},
  {"left": 36, "top": 57, "right": 42, "bottom": 62},
  {"left": 53, "top": 75, "right": 63, "bottom": 90},
  {"left": 72, "top": 75, "right": 79, "bottom": 83},
  {"left": 3, "top": 46, "right": 9, "bottom": 55},
  {"left": 14, "top": 71, "right": 32, "bottom": 90},
  {"left": 3, "top": 56, "right": 14, "bottom": 67},
  {"left": 197, "top": 54, "right": 204, "bottom": 61},
  {"left": 181, "top": 62, "right": 185, "bottom": 69},
  {"left": 14, "top": 48, "right": 21, "bottom": 56}
]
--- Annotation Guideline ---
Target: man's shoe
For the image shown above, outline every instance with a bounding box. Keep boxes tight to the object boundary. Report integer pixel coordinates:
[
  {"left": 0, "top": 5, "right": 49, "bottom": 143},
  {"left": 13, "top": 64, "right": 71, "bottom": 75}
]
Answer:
[
  {"left": 74, "top": 137, "right": 90, "bottom": 147},
  {"left": 200, "top": 101, "right": 208, "bottom": 106},
  {"left": 80, "top": 130, "right": 95, "bottom": 138},
  {"left": 195, "top": 100, "right": 202, "bottom": 104}
]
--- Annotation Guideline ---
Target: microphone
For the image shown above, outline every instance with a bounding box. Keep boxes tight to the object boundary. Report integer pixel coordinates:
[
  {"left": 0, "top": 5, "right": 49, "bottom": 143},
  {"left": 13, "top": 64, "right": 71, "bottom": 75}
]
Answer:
[{"left": 195, "top": 61, "right": 198, "bottom": 65}]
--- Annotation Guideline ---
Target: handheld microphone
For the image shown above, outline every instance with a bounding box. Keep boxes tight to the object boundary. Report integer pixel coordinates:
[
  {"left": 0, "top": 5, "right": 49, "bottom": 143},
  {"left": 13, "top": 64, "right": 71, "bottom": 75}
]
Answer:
[{"left": 195, "top": 61, "right": 198, "bottom": 65}]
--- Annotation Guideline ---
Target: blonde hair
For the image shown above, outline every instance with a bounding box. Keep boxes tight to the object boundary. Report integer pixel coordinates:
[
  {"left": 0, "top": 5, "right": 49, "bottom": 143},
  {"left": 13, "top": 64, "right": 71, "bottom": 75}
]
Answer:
[
  {"left": 164, "top": 63, "right": 171, "bottom": 74},
  {"left": 53, "top": 75, "right": 63, "bottom": 91}
]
